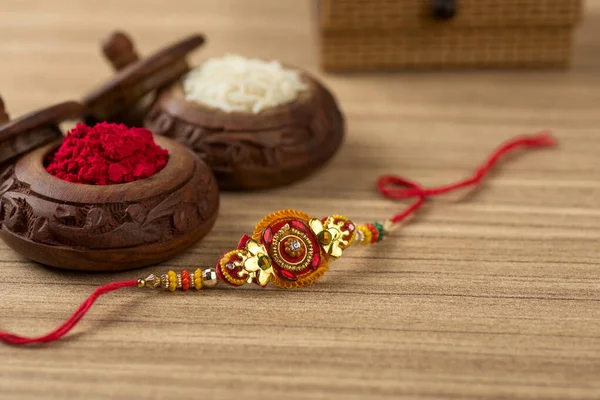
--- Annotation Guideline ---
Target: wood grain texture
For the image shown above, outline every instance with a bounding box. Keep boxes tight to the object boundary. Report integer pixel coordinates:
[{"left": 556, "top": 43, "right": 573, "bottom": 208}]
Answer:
[{"left": 0, "top": 1, "right": 599, "bottom": 399}]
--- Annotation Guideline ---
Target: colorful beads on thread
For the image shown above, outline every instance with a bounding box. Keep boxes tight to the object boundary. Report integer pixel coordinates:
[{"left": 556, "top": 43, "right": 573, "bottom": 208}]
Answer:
[
  {"left": 357, "top": 225, "right": 372, "bottom": 245},
  {"left": 355, "top": 223, "right": 386, "bottom": 245},
  {"left": 139, "top": 268, "right": 216, "bottom": 291},
  {"left": 181, "top": 270, "right": 190, "bottom": 291},
  {"left": 167, "top": 270, "right": 177, "bottom": 292},
  {"left": 193, "top": 268, "right": 203, "bottom": 290},
  {"left": 366, "top": 224, "right": 379, "bottom": 243},
  {"left": 373, "top": 222, "right": 385, "bottom": 241}
]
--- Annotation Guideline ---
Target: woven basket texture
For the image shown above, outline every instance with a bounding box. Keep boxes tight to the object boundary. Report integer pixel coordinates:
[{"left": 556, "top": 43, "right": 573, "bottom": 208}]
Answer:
[{"left": 319, "top": 0, "right": 583, "bottom": 71}]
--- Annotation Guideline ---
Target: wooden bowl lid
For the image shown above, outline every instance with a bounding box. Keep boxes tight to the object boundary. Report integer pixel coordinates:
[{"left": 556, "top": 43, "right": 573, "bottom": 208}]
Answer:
[
  {"left": 82, "top": 31, "right": 205, "bottom": 123},
  {"left": 0, "top": 98, "right": 82, "bottom": 171}
]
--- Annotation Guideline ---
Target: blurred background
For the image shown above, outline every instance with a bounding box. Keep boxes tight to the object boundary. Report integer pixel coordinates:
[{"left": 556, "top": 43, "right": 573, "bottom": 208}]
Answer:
[{"left": 2, "top": 0, "right": 598, "bottom": 113}]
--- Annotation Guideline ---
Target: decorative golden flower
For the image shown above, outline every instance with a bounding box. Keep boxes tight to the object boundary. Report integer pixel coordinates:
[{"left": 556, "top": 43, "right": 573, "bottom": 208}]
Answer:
[
  {"left": 309, "top": 216, "right": 351, "bottom": 259},
  {"left": 238, "top": 239, "right": 273, "bottom": 287}
]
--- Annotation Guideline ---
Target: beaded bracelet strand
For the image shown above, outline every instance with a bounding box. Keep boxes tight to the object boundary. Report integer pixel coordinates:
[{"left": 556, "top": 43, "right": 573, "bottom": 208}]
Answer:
[{"left": 0, "top": 132, "right": 556, "bottom": 345}]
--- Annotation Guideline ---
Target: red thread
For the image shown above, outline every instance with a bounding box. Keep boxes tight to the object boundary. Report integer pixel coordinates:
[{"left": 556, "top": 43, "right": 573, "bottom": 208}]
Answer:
[
  {"left": 0, "top": 280, "right": 137, "bottom": 345},
  {"left": 377, "top": 132, "right": 557, "bottom": 224},
  {"left": 45, "top": 122, "right": 169, "bottom": 185}
]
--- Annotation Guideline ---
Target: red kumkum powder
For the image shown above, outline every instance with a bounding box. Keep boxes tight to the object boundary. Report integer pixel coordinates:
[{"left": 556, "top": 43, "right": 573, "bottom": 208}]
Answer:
[{"left": 45, "top": 122, "right": 169, "bottom": 185}]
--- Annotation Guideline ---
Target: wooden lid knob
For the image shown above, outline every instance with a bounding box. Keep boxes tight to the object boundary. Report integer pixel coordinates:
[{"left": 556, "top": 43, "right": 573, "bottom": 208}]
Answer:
[
  {"left": 432, "top": 0, "right": 457, "bottom": 20},
  {"left": 102, "top": 31, "right": 140, "bottom": 71},
  {"left": 83, "top": 32, "right": 205, "bottom": 124}
]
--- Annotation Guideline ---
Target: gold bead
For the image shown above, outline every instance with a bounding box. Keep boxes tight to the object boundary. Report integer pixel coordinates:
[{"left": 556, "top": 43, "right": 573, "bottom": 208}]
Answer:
[
  {"left": 144, "top": 273, "right": 161, "bottom": 289},
  {"left": 383, "top": 219, "right": 396, "bottom": 233},
  {"left": 202, "top": 267, "right": 218, "bottom": 288},
  {"left": 137, "top": 278, "right": 146, "bottom": 288},
  {"left": 161, "top": 274, "right": 169, "bottom": 290}
]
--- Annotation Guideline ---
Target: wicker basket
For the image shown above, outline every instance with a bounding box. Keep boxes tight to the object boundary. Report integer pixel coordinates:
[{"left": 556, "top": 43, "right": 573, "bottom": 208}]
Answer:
[{"left": 319, "top": 0, "right": 583, "bottom": 71}]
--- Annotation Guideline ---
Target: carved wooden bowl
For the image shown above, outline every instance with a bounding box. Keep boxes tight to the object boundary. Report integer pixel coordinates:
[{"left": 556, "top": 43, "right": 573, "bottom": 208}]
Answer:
[
  {"left": 144, "top": 71, "right": 345, "bottom": 190},
  {"left": 0, "top": 136, "right": 219, "bottom": 271}
]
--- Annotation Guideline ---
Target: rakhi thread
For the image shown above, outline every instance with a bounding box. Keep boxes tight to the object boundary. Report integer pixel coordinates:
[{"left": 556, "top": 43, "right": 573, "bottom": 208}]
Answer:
[
  {"left": 0, "top": 280, "right": 137, "bottom": 345},
  {"left": 0, "top": 132, "right": 556, "bottom": 345},
  {"left": 378, "top": 132, "right": 557, "bottom": 224}
]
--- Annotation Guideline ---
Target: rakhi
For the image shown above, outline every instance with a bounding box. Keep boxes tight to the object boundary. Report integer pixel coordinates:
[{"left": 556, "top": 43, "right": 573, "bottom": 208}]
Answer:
[{"left": 0, "top": 132, "right": 556, "bottom": 345}]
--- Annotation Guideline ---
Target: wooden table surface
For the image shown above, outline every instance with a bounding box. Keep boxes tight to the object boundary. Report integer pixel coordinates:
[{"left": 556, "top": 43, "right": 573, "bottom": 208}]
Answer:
[{"left": 1, "top": 1, "right": 599, "bottom": 399}]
